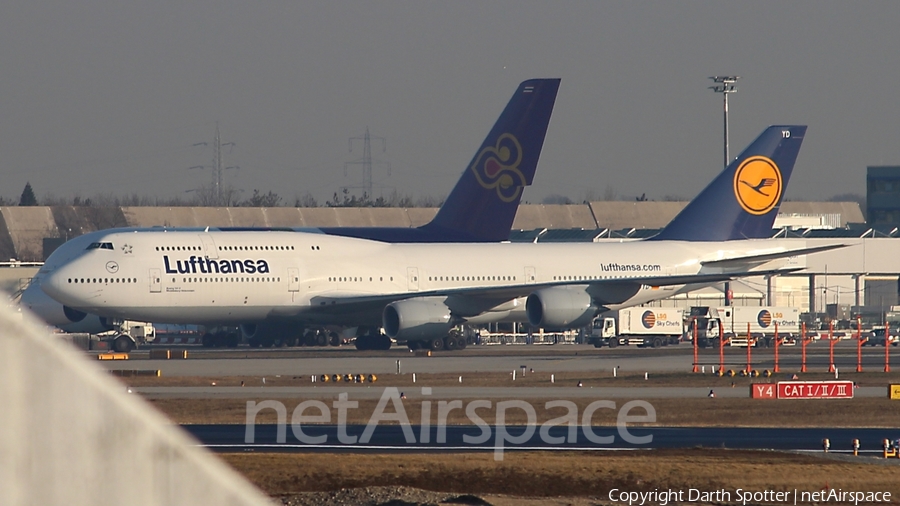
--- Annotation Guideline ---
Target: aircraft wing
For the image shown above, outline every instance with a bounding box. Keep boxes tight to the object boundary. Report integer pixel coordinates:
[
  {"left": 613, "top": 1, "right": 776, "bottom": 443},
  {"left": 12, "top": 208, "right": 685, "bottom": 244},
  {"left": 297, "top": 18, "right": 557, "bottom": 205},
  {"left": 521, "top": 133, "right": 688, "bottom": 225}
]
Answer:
[
  {"left": 304, "top": 266, "right": 806, "bottom": 320},
  {"left": 699, "top": 244, "right": 846, "bottom": 270}
]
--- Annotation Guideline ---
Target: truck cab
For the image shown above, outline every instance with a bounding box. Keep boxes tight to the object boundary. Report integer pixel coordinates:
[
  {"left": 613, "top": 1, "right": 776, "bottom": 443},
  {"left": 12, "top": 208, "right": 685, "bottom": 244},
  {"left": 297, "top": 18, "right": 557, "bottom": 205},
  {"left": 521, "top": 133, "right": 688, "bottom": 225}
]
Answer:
[
  {"left": 685, "top": 306, "right": 722, "bottom": 348},
  {"left": 584, "top": 316, "right": 618, "bottom": 348},
  {"left": 584, "top": 307, "right": 684, "bottom": 349}
]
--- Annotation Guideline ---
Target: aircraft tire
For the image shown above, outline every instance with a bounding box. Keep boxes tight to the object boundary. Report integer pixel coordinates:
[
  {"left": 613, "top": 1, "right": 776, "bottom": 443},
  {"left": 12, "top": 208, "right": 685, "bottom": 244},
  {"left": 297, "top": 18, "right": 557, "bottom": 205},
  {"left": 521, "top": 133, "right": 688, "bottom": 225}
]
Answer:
[
  {"left": 113, "top": 334, "right": 135, "bottom": 353},
  {"left": 355, "top": 335, "right": 373, "bottom": 351},
  {"left": 316, "top": 333, "right": 328, "bottom": 347},
  {"left": 213, "top": 333, "right": 229, "bottom": 348},
  {"left": 456, "top": 337, "right": 467, "bottom": 350},
  {"left": 445, "top": 336, "right": 458, "bottom": 350},
  {"left": 429, "top": 337, "right": 444, "bottom": 351},
  {"left": 329, "top": 332, "right": 342, "bottom": 346}
]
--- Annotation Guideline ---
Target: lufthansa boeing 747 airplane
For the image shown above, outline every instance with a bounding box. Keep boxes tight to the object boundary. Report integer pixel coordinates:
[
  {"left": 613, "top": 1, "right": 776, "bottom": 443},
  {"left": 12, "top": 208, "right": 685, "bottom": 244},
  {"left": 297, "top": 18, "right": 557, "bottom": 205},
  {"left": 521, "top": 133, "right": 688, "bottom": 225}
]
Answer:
[
  {"left": 36, "top": 125, "right": 842, "bottom": 352},
  {"left": 21, "top": 79, "right": 560, "bottom": 342}
]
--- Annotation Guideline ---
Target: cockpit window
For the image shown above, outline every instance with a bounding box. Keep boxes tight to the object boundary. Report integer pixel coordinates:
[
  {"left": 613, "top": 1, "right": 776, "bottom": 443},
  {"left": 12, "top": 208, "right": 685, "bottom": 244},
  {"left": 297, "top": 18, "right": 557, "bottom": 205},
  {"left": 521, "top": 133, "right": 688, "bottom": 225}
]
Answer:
[{"left": 86, "top": 242, "right": 114, "bottom": 250}]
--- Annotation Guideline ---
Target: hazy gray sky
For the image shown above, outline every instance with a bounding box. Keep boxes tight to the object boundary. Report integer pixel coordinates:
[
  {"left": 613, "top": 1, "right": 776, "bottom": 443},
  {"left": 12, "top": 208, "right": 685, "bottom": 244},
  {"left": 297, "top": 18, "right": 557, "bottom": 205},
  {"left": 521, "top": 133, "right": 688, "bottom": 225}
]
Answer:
[{"left": 2, "top": 1, "right": 899, "bottom": 205}]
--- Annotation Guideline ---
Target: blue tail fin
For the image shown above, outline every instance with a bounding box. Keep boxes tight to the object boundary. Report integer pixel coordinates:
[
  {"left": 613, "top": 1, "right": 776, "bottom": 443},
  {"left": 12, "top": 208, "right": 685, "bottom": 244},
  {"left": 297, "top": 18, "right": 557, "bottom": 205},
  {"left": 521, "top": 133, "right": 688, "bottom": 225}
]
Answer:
[
  {"left": 419, "top": 78, "right": 560, "bottom": 241},
  {"left": 650, "top": 125, "right": 807, "bottom": 241}
]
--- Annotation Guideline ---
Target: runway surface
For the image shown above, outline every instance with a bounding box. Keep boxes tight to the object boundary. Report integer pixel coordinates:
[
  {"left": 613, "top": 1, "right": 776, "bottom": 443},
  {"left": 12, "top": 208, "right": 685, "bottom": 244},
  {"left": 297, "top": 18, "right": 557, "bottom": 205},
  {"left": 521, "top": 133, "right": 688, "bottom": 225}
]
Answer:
[
  {"left": 109, "top": 341, "right": 900, "bottom": 377},
  {"left": 186, "top": 424, "right": 900, "bottom": 455}
]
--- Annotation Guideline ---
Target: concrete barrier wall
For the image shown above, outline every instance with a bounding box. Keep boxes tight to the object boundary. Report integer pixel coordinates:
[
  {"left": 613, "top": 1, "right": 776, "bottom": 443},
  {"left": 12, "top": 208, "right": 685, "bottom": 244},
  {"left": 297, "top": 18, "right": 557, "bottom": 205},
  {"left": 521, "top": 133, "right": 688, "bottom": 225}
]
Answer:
[
  {"left": 0, "top": 207, "right": 59, "bottom": 261},
  {"left": 512, "top": 204, "right": 598, "bottom": 230},
  {"left": 122, "top": 207, "right": 419, "bottom": 228},
  {"left": 50, "top": 206, "right": 128, "bottom": 236},
  {"left": 121, "top": 207, "right": 229, "bottom": 227},
  {"left": 295, "top": 207, "right": 414, "bottom": 227},
  {"left": 588, "top": 201, "right": 687, "bottom": 230},
  {"left": 406, "top": 208, "right": 438, "bottom": 227},
  {"left": 0, "top": 304, "right": 272, "bottom": 506},
  {"left": 0, "top": 213, "right": 16, "bottom": 261}
]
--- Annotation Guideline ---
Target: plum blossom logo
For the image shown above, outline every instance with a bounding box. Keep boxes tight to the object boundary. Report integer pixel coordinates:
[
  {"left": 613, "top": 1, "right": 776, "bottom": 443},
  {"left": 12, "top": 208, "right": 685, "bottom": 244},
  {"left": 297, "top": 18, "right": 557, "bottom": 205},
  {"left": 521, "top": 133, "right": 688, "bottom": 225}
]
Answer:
[{"left": 470, "top": 133, "right": 526, "bottom": 203}]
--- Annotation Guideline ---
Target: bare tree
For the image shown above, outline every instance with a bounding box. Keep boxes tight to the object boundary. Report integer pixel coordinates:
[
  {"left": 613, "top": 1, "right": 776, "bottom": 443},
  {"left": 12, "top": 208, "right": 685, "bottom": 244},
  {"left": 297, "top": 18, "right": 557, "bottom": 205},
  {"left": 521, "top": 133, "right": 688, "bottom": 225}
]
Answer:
[
  {"left": 294, "top": 193, "right": 319, "bottom": 208},
  {"left": 240, "top": 189, "right": 282, "bottom": 207}
]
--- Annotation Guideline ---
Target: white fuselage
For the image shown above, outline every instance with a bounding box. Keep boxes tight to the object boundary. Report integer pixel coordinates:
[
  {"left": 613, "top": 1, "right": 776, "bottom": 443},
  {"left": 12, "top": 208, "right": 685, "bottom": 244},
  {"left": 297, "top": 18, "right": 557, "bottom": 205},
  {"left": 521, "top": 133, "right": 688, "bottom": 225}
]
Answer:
[{"left": 39, "top": 229, "right": 807, "bottom": 326}]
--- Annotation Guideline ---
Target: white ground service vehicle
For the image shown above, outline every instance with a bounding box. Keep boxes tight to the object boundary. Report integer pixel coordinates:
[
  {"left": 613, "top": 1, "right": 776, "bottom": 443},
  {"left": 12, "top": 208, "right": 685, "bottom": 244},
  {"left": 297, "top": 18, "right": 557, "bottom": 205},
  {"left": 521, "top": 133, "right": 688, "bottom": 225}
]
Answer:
[
  {"left": 104, "top": 321, "right": 156, "bottom": 352},
  {"left": 584, "top": 307, "right": 684, "bottom": 349},
  {"left": 686, "top": 306, "right": 800, "bottom": 348}
]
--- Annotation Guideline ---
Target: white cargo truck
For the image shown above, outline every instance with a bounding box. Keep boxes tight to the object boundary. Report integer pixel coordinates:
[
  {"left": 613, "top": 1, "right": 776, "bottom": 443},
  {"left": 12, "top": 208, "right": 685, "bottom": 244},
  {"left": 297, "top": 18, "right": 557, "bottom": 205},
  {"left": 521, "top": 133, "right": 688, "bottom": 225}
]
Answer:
[
  {"left": 584, "top": 307, "right": 684, "bottom": 348},
  {"left": 686, "top": 306, "right": 800, "bottom": 348}
]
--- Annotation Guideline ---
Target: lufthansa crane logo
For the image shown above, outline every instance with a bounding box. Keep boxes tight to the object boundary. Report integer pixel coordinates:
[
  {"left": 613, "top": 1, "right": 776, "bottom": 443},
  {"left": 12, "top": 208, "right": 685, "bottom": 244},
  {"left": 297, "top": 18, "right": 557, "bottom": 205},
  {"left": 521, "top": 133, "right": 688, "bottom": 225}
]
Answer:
[
  {"left": 733, "top": 156, "right": 782, "bottom": 216},
  {"left": 470, "top": 133, "right": 526, "bottom": 203}
]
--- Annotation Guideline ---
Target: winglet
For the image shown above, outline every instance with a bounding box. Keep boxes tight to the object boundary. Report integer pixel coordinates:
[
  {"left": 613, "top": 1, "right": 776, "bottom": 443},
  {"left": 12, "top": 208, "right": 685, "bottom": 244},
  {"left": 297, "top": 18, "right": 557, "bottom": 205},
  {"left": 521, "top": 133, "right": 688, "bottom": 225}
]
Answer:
[
  {"left": 650, "top": 125, "right": 807, "bottom": 241},
  {"left": 420, "top": 78, "right": 561, "bottom": 241}
]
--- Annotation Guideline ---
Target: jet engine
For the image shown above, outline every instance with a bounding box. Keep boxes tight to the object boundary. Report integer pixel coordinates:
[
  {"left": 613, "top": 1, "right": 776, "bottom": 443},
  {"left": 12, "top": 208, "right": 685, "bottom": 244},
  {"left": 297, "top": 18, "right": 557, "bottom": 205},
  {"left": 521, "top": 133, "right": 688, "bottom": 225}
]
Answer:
[
  {"left": 382, "top": 298, "right": 452, "bottom": 341},
  {"left": 526, "top": 286, "right": 597, "bottom": 329}
]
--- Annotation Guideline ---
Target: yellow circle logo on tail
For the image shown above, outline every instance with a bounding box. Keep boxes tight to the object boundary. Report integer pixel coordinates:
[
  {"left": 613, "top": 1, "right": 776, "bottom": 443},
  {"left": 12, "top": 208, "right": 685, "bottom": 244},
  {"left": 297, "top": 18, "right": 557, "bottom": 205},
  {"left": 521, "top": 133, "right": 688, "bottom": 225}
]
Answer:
[{"left": 733, "top": 156, "right": 782, "bottom": 215}]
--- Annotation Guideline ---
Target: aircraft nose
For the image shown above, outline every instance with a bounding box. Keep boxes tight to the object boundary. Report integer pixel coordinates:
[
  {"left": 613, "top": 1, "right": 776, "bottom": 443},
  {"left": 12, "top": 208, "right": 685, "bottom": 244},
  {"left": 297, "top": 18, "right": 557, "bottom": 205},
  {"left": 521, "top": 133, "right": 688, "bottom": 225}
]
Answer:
[
  {"left": 21, "top": 275, "right": 73, "bottom": 326},
  {"left": 19, "top": 279, "right": 45, "bottom": 312},
  {"left": 39, "top": 268, "right": 70, "bottom": 305}
]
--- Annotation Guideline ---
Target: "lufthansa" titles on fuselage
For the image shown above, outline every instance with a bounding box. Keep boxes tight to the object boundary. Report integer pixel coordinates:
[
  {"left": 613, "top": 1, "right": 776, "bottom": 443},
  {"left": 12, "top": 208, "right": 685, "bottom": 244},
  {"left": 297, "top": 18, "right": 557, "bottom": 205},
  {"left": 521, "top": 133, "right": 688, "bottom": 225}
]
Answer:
[{"left": 163, "top": 255, "right": 271, "bottom": 275}]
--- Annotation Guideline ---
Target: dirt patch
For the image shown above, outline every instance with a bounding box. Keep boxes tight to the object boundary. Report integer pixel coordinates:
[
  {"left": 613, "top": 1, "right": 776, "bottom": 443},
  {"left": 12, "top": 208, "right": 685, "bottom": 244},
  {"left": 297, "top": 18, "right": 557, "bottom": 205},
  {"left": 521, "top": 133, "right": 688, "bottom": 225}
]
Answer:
[
  {"left": 278, "top": 486, "right": 487, "bottom": 506},
  {"left": 224, "top": 450, "right": 900, "bottom": 504}
]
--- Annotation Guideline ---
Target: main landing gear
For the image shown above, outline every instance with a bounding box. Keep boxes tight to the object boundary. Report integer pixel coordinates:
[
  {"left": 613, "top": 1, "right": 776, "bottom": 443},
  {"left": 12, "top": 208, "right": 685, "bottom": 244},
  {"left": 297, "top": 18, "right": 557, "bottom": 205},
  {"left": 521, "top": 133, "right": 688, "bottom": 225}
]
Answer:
[
  {"left": 354, "top": 333, "right": 392, "bottom": 351},
  {"left": 405, "top": 333, "right": 468, "bottom": 352}
]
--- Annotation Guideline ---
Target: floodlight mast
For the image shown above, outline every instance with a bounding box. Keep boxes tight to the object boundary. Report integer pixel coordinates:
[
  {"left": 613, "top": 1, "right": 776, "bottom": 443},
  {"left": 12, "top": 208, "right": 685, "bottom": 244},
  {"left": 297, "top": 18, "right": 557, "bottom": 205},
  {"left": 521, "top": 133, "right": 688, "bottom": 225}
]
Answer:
[
  {"left": 709, "top": 76, "right": 739, "bottom": 169},
  {"left": 709, "top": 76, "right": 739, "bottom": 308}
]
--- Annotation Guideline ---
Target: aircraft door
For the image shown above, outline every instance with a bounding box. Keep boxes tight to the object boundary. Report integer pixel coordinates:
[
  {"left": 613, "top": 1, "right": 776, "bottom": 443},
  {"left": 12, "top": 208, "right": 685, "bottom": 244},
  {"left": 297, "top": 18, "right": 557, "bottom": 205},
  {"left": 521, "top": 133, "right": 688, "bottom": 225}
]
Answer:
[
  {"left": 407, "top": 267, "right": 419, "bottom": 291},
  {"left": 524, "top": 266, "right": 536, "bottom": 284},
  {"left": 288, "top": 268, "right": 299, "bottom": 292},
  {"left": 150, "top": 269, "right": 161, "bottom": 293},
  {"left": 199, "top": 234, "right": 218, "bottom": 259}
]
